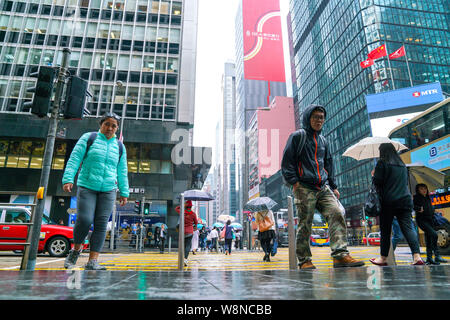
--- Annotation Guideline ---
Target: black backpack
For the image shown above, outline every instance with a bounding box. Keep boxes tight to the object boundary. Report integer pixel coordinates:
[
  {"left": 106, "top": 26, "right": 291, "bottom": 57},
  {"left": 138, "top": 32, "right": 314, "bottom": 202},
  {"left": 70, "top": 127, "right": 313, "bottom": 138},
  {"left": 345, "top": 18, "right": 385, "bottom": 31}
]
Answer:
[{"left": 84, "top": 132, "right": 124, "bottom": 164}]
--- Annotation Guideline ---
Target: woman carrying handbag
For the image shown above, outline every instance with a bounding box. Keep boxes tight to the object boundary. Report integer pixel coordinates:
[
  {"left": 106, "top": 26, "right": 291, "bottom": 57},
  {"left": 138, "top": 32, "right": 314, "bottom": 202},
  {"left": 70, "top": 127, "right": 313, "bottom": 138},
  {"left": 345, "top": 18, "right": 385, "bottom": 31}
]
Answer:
[
  {"left": 255, "top": 210, "right": 276, "bottom": 262},
  {"left": 369, "top": 143, "right": 424, "bottom": 266}
]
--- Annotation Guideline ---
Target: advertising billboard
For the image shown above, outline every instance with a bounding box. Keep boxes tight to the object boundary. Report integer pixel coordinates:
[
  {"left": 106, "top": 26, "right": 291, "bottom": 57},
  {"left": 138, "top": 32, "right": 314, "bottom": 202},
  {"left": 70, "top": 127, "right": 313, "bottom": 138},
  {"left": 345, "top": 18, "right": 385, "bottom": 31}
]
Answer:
[
  {"left": 370, "top": 112, "right": 422, "bottom": 137},
  {"left": 410, "top": 136, "right": 450, "bottom": 172},
  {"left": 242, "top": 0, "right": 285, "bottom": 82},
  {"left": 366, "top": 82, "right": 444, "bottom": 118}
]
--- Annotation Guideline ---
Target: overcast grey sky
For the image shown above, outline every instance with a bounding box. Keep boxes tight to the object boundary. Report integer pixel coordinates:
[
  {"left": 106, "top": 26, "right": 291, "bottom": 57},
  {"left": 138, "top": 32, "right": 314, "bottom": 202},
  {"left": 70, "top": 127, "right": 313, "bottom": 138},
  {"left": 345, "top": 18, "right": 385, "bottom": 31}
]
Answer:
[{"left": 193, "top": 0, "right": 291, "bottom": 149}]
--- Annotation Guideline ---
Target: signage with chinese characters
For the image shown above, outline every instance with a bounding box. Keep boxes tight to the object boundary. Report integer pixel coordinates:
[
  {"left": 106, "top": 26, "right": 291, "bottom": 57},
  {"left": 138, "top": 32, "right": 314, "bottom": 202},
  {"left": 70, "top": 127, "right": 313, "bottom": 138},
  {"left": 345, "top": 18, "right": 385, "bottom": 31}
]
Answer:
[
  {"left": 242, "top": 0, "right": 285, "bottom": 82},
  {"left": 129, "top": 187, "right": 145, "bottom": 194},
  {"left": 430, "top": 191, "right": 450, "bottom": 209},
  {"left": 410, "top": 136, "right": 450, "bottom": 171}
]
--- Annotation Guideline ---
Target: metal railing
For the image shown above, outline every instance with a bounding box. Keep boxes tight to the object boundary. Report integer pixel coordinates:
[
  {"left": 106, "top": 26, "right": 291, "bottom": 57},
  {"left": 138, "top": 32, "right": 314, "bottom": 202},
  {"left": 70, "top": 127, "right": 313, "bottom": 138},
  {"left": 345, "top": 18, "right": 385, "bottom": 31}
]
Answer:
[{"left": 0, "top": 191, "right": 38, "bottom": 270}]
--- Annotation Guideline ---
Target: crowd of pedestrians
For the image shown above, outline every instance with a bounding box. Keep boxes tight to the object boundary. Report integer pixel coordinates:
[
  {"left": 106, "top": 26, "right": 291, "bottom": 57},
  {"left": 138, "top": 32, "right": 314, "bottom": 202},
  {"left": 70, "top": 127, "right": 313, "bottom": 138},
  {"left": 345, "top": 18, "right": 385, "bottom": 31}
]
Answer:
[{"left": 58, "top": 109, "right": 447, "bottom": 271}]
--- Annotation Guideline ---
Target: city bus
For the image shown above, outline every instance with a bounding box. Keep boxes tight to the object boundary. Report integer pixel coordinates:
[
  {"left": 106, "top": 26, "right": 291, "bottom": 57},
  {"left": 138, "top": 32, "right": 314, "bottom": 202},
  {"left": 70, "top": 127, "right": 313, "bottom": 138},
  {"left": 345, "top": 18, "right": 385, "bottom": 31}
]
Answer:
[
  {"left": 388, "top": 97, "right": 449, "bottom": 254},
  {"left": 310, "top": 213, "right": 329, "bottom": 246}
]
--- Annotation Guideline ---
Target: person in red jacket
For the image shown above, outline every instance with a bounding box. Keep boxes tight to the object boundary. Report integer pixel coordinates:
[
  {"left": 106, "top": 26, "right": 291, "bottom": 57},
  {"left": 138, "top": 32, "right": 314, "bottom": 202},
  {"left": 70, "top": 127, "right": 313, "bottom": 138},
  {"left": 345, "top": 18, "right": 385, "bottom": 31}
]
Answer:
[{"left": 176, "top": 200, "right": 198, "bottom": 266}]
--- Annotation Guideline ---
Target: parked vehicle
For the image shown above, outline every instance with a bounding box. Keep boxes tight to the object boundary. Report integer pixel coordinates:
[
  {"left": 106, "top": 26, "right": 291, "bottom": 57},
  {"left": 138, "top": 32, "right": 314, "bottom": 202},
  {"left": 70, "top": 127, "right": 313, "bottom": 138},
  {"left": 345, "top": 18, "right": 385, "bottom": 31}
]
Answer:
[
  {"left": 363, "top": 232, "right": 381, "bottom": 246},
  {"left": 0, "top": 207, "right": 86, "bottom": 257}
]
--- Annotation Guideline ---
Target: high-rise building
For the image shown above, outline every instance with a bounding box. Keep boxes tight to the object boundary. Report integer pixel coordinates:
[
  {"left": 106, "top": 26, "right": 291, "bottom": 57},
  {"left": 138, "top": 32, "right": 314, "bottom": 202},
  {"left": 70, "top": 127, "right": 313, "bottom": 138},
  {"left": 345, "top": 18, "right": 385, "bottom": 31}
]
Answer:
[
  {"left": 289, "top": 0, "right": 449, "bottom": 222},
  {"left": 235, "top": 0, "right": 287, "bottom": 222},
  {"left": 221, "top": 62, "right": 237, "bottom": 218},
  {"left": 0, "top": 0, "right": 210, "bottom": 231},
  {"left": 247, "top": 96, "right": 295, "bottom": 192}
]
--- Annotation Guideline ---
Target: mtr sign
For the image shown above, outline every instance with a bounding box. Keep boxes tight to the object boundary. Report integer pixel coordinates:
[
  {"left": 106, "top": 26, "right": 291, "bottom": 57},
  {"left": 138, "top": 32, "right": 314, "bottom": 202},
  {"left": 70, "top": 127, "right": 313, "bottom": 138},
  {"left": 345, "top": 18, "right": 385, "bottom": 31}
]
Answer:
[{"left": 412, "top": 89, "right": 439, "bottom": 98}]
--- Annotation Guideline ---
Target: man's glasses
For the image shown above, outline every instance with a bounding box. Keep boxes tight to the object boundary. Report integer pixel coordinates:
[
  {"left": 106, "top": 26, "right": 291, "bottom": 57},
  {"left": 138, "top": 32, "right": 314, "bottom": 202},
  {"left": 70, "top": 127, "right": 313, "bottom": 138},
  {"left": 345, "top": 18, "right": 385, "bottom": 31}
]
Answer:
[{"left": 311, "top": 115, "right": 325, "bottom": 121}]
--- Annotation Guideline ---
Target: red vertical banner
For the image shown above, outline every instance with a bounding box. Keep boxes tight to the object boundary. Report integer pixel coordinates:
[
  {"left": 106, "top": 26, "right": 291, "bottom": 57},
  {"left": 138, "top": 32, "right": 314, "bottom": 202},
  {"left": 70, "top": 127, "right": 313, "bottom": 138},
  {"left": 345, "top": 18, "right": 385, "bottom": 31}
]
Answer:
[{"left": 242, "top": 0, "right": 286, "bottom": 82}]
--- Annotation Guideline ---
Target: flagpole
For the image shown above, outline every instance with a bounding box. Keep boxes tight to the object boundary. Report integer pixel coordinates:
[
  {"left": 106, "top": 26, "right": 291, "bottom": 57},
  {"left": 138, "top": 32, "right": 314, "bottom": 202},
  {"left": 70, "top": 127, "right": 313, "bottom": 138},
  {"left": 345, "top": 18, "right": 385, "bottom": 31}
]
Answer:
[
  {"left": 384, "top": 41, "right": 396, "bottom": 90},
  {"left": 403, "top": 42, "right": 413, "bottom": 87}
]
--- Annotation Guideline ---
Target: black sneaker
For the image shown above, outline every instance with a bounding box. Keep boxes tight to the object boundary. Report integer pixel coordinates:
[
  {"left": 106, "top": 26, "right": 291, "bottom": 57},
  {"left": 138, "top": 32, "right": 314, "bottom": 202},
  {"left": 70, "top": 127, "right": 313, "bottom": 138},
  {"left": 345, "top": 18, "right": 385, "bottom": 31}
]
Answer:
[
  {"left": 435, "top": 256, "right": 447, "bottom": 263},
  {"left": 64, "top": 249, "right": 81, "bottom": 269}
]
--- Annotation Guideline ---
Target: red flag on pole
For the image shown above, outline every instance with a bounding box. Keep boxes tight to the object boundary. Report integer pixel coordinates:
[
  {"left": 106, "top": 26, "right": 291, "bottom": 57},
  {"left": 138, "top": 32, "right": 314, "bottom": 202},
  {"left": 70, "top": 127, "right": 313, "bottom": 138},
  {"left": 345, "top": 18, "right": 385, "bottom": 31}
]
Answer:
[
  {"left": 368, "top": 44, "right": 387, "bottom": 60},
  {"left": 360, "top": 58, "right": 374, "bottom": 69},
  {"left": 389, "top": 45, "right": 406, "bottom": 59}
]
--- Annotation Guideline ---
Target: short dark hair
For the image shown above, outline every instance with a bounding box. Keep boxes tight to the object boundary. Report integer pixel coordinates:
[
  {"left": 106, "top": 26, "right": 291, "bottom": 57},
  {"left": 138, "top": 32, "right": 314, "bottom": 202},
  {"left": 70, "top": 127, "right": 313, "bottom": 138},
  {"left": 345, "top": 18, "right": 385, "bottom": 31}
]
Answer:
[{"left": 100, "top": 112, "right": 120, "bottom": 125}]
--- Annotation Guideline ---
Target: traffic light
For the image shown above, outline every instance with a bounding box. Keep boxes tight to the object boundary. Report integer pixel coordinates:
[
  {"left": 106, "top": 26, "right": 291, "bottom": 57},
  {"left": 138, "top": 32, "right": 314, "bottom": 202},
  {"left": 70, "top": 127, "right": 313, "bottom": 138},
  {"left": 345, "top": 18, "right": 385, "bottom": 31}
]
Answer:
[
  {"left": 63, "top": 76, "right": 89, "bottom": 119},
  {"left": 134, "top": 201, "right": 141, "bottom": 214},
  {"left": 144, "top": 203, "right": 150, "bottom": 215},
  {"left": 24, "top": 66, "right": 56, "bottom": 117}
]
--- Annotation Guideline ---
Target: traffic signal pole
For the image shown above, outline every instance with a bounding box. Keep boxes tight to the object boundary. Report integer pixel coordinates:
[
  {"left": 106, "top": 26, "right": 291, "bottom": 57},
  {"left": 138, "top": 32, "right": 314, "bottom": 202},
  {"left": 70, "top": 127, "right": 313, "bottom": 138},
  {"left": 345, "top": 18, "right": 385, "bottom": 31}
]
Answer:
[{"left": 25, "top": 48, "right": 71, "bottom": 271}]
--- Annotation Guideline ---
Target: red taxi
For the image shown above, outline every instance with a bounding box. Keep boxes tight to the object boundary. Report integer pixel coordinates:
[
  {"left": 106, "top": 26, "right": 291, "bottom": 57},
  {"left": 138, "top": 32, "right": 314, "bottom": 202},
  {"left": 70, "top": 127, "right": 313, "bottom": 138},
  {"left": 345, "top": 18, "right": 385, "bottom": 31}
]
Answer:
[
  {"left": 363, "top": 232, "right": 381, "bottom": 246},
  {"left": 0, "top": 207, "right": 85, "bottom": 257}
]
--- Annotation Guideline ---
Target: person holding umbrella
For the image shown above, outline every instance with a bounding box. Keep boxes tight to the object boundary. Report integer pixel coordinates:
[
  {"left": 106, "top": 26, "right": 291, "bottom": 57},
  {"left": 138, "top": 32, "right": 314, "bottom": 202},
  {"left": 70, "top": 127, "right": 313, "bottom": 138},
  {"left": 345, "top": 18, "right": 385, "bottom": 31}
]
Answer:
[
  {"left": 370, "top": 143, "right": 424, "bottom": 266},
  {"left": 414, "top": 183, "right": 447, "bottom": 265},
  {"left": 254, "top": 210, "right": 276, "bottom": 262},
  {"left": 281, "top": 104, "right": 364, "bottom": 269},
  {"left": 176, "top": 200, "right": 198, "bottom": 266}
]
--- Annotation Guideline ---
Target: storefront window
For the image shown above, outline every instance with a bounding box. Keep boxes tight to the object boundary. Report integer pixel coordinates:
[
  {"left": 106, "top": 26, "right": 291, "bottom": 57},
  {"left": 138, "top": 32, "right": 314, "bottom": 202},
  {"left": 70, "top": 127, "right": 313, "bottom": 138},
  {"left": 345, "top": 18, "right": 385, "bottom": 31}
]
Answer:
[
  {"left": 52, "top": 141, "right": 66, "bottom": 170},
  {"left": 0, "top": 140, "right": 8, "bottom": 167},
  {"left": 161, "top": 160, "right": 172, "bottom": 174},
  {"left": 149, "top": 160, "right": 161, "bottom": 173},
  {"left": 139, "top": 160, "right": 150, "bottom": 173},
  {"left": 29, "top": 140, "right": 44, "bottom": 169}
]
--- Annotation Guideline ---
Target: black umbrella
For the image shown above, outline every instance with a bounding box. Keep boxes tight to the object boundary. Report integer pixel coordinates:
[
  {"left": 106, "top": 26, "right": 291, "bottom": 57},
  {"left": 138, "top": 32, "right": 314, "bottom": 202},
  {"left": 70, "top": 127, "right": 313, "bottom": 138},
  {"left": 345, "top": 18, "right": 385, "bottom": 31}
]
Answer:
[
  {"left": 182, "top": 189, "right": 215, "bottom": 201},
  {"left": 244, "top": 197, "right": 278, "bottom": 212}
]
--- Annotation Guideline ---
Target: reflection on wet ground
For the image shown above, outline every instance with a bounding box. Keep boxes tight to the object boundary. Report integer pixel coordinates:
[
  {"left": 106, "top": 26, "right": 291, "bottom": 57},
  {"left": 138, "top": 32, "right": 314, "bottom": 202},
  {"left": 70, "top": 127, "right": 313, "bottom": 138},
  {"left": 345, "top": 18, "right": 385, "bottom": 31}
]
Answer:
[{"left": 1, "top": 265, "right": 449, "bottom": 300}]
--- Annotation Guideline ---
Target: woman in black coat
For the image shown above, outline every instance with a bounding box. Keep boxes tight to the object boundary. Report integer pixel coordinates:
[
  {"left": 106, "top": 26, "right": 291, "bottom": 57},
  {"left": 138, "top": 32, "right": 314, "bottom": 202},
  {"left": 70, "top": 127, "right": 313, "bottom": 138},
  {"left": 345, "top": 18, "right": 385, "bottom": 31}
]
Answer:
[
  {"left": 370, "top": 143, "right": 424, "bottom": 266},
  {"left": 414, "top": 183, "right": 447, "bottom": 264}
]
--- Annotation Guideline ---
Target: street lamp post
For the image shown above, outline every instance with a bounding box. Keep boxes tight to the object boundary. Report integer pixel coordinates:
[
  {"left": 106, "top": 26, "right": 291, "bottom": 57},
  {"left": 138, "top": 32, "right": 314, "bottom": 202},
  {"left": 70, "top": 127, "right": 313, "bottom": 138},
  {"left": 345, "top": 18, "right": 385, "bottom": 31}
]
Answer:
[{"left": 25, "top": 48, "right": 71, "bottom": 271}]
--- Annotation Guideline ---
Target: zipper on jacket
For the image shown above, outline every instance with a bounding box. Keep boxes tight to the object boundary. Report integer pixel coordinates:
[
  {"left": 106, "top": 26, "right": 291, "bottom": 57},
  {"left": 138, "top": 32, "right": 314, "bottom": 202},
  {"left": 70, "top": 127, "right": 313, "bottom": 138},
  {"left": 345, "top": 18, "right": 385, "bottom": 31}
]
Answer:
[
  {"left": 298, "top": 161, "right": 303, "bottom": 177},
  {"left": 313, "top": 132, "right": 322, "bottom": 189}
]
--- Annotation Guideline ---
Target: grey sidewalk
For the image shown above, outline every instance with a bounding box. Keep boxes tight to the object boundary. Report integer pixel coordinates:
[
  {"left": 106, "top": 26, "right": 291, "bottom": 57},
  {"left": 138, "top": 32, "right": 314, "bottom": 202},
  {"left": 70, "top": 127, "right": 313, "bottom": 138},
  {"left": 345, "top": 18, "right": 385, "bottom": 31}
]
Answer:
[{"left": 1, "top": 265, "right": 449, "bottom": 300}]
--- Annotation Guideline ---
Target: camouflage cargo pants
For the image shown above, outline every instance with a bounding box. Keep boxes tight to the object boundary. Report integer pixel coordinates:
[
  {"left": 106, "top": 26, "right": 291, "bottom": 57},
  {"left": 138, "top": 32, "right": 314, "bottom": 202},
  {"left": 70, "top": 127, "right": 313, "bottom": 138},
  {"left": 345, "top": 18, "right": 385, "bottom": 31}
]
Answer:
[{"left": 294, "top": 183, "right": 349, "bottom": 266}]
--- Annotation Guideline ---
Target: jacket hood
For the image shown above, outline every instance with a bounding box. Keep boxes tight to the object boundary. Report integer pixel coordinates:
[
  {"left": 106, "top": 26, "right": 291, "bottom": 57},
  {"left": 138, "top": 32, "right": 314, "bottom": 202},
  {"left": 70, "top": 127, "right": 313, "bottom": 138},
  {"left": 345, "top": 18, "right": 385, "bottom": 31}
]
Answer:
[{"left": 302, "top": 104, "right": 327, "bottom": 133}]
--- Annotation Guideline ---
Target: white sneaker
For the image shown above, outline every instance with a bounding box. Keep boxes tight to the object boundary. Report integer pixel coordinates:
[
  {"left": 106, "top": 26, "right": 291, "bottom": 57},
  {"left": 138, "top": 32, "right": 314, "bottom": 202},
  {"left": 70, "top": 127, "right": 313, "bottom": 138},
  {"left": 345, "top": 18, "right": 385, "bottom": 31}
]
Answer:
[{"left": 184, "top": 259, "right": 188, "bottom": 266}]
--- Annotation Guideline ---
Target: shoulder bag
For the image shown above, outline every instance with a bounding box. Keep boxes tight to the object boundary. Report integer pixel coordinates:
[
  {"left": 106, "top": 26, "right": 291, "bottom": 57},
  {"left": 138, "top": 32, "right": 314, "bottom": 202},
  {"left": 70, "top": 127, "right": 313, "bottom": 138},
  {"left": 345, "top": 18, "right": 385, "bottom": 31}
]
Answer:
[
  {"left": 258, "top": 215, "right": 274, "bottom": 232},
  {"left": 364, "top": 182, "right": 381, "bottom": 217}
]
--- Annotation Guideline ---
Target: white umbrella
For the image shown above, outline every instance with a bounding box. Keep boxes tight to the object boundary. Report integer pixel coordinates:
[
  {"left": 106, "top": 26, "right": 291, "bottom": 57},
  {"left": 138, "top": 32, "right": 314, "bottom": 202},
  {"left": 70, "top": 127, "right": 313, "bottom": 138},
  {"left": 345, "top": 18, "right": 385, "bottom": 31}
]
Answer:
[
  {"left": 406, "top": 163, "right": 446, "bottom": 193},
  {"left": 342, "top": 136, "right": 408, "bottom": 160},
  {"left": 217, "top": 214, "right": 235, "bottom": 223}
]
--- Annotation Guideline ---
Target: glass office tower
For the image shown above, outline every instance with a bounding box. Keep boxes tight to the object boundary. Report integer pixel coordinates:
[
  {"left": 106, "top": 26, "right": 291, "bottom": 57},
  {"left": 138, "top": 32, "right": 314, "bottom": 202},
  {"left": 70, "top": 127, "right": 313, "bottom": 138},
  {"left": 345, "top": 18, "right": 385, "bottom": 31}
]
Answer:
[
  {"left": 289, "top": 0, "right": 449, "bottom": 219},
  {"left": 0, "top": 0, "right": 209, "bottom": 230}
]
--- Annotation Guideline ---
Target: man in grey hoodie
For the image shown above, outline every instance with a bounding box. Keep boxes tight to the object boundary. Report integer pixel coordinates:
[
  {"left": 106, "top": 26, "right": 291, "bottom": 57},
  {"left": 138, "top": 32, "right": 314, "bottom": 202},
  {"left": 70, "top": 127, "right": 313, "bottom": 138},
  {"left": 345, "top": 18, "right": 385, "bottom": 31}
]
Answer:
[{"left": 281, "top": 104, "right": 364, "bottom": 270}]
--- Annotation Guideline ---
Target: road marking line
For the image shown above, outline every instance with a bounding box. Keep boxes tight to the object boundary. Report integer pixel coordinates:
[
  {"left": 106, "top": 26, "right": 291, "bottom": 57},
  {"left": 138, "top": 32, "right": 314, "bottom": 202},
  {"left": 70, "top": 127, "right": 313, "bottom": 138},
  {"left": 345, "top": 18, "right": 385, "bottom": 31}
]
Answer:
[{"left": 2, "top": 258, "right": 65, "bottom": 270}]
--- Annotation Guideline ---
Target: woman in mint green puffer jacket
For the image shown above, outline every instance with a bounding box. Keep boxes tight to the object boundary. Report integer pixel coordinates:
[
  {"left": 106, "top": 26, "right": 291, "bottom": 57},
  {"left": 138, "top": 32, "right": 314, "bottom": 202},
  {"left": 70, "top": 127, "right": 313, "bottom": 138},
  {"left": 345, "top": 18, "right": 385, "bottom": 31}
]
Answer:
[
  {"left": 62, "top": 129, "right": 129, "bottom": 198},
  {"left": 62, "top": 113, "right": 129, "bottom": 270}
]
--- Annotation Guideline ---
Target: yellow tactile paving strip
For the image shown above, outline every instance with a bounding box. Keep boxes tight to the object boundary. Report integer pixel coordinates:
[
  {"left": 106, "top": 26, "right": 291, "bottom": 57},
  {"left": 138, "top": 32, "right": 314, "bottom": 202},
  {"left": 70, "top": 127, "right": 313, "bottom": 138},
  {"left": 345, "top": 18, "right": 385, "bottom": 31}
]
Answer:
[
  {"left": 2, "top": 247, "right": 446, "bottom": 271},
  {"left": 40, "top": 247, "right": 443, "bottom": 271}
]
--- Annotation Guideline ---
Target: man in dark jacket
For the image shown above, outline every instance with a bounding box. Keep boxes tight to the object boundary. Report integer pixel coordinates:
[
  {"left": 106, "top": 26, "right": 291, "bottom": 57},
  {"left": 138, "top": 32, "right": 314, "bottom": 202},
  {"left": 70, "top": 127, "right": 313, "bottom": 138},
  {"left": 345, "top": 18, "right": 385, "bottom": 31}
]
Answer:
[{"left": 281, "top": 104, "right": 364, "bottom": 269}]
